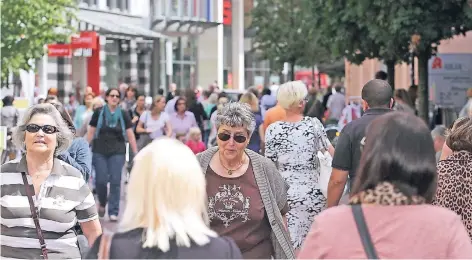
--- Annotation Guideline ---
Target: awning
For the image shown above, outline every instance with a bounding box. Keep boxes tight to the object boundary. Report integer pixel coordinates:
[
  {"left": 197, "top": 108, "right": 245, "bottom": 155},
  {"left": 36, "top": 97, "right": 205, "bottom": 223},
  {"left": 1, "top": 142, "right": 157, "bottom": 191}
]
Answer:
[
  {"left": 76, "top": 12, "right": 167, "bottom": 40},
  {"left": 151, "top": 17, "right": 220, "bottom": 35}
]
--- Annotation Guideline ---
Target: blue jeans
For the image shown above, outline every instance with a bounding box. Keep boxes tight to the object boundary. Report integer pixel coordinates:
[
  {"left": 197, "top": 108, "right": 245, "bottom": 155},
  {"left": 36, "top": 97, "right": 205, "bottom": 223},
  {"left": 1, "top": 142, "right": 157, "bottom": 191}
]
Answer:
[{"left": 92, "top": 153, "right": 125, "bottom": 216}]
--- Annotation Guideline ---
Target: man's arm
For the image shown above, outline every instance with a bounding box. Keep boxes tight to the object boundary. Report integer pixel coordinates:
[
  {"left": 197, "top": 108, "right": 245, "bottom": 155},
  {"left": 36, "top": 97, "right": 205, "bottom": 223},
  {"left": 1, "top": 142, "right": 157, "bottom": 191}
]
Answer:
[
  {"left": 327, "top": 128, "right": 352, "bottom": 207},
  {"left": 327, "top": 168, "right": 349, "bottom": 207}
]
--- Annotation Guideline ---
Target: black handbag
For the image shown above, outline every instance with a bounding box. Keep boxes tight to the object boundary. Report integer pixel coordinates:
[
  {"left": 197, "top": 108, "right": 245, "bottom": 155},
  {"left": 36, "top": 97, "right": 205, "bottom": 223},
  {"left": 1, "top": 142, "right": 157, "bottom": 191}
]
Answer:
[{"left": 351, "top": 204, "right": 379, "bottom": 259}]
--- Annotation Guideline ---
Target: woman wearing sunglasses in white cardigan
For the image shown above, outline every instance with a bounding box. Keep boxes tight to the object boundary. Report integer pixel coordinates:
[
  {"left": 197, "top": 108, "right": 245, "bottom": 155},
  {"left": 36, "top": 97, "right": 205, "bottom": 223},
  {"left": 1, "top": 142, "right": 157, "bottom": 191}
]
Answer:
[{"left": 196, "top": 102, "right": 295, "bottom": 259}]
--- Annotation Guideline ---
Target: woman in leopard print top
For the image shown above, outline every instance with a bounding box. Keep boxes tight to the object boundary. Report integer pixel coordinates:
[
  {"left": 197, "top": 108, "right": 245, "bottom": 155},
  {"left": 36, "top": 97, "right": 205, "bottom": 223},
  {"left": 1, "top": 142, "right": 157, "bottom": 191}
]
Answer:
[{"left": 433, "top": 116, "right": 472, "bottom": 240}]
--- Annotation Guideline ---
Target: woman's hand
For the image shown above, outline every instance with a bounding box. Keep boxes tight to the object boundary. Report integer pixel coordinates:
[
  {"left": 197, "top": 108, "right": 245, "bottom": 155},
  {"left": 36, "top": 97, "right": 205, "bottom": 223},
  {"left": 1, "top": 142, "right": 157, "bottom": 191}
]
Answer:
[{"left": 131, "top": 116, "right": 139, "bottom": 124}]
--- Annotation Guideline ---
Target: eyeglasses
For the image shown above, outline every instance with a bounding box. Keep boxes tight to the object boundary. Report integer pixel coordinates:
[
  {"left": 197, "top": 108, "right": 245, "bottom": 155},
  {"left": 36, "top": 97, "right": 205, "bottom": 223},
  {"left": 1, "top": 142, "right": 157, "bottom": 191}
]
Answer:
[
  {"left": 109, "top": 94, "right": 120, "bottom": 98},
  {"left": 23, "top": 124, "right": 59, "bottom": 134},
  {"left": 217, "top": 133, "right": 247, "bottom": 143}
]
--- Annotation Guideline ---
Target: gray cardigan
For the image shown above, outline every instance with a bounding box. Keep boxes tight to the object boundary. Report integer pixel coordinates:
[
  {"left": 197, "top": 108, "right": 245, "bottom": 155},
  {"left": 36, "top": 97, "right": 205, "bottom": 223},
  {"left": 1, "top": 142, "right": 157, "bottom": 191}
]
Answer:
[{"left": 197, "top": 147, "right": 295, "bottom": 259}]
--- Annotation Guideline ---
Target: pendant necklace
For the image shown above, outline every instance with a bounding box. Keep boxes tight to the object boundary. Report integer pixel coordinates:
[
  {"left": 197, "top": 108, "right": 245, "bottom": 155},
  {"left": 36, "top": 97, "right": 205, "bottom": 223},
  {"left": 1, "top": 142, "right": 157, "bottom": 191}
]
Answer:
[{"left": 219, "top": 153, "right": 244, "bottom": 175}]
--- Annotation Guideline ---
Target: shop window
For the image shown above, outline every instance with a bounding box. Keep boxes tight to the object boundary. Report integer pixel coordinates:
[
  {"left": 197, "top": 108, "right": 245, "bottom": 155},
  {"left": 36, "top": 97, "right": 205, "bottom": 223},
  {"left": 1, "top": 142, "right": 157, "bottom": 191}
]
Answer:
[{"left": 117, "top": 0, "right": 129, "bottom": 11}]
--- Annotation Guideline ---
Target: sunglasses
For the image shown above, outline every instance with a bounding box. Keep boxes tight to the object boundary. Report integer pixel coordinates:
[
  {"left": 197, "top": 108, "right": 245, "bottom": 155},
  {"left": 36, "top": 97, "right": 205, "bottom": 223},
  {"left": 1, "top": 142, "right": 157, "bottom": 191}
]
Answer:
[
  {"left": 23, "top": 124, "right": 59, "bottom": 134},
  {"left": 217, "top": 133, "right": 247, "bottom": 143},
  {"left": 109, "top": 94, "right": 120, "bottom": 98}
]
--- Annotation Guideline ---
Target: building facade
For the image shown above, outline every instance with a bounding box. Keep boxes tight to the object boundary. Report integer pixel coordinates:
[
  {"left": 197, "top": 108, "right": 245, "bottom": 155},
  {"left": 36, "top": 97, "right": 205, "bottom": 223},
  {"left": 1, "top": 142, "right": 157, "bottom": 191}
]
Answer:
[{"left": 42, "top": 0, "right": 165, "bottom": 99}]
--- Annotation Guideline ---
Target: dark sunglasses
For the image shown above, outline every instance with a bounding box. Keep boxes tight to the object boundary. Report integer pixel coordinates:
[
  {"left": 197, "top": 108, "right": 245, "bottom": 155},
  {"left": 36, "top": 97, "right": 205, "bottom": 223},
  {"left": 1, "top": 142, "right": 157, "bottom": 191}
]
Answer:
[
  {"left": 108, "top": 94, "right": 120, "bottom": 98},
  {"left": 218, "top": 133, "right": 247, "bottom": 143},
  {"left": 23, "top": 124, "right": 59, "bottom": 134}
]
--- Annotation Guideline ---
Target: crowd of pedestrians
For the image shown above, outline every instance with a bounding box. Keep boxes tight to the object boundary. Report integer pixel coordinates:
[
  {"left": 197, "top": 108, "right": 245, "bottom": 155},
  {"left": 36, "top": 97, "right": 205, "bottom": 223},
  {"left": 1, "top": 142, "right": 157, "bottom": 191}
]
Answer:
[{"left": 1, "top": 77, "right": 472, "bottom": 259}]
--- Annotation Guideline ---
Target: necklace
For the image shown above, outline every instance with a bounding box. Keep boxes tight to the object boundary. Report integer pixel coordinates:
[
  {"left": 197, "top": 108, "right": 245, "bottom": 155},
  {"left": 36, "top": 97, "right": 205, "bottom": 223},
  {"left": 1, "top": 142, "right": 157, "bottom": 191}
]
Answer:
[{"left": 218, "top": 153, "right": 245, "bottom": 175}]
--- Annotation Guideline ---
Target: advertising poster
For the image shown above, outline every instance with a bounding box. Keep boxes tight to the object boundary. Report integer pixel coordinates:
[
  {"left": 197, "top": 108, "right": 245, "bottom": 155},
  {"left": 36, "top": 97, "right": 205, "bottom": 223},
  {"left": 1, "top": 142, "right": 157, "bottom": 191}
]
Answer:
[{"left": 429, "top": 54, "right": 472, "bottom": 108}]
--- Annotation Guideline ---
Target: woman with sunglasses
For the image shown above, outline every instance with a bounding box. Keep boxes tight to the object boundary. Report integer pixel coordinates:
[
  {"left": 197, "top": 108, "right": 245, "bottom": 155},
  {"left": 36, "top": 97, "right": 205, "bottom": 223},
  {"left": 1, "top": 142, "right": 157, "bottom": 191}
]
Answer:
[
  {"left": 1, "top": 103, "right": 102, "bottom": 259},
  {"left": 87, "top": 88, "right": 138, "bottom": 222},
  {"left": 196, "top": 102, "right": 295, "bottom": 259},
  {"left": 265, "top": 81, "right": 334, "bottom": 250}
]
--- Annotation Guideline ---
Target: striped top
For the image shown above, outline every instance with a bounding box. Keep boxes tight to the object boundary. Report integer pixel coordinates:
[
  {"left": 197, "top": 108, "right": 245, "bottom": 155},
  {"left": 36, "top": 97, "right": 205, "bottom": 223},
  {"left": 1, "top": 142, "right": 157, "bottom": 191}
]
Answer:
[{"left": 1, "top": 157, "right": 98, "bottom": 259}]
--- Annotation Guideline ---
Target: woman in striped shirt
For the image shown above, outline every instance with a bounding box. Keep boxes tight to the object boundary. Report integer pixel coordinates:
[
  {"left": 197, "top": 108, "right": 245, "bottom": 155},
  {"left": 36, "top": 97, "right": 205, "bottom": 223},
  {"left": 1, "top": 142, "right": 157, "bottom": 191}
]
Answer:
[{"left": 1, "top": 104, "right": 101, "bottom": 259}]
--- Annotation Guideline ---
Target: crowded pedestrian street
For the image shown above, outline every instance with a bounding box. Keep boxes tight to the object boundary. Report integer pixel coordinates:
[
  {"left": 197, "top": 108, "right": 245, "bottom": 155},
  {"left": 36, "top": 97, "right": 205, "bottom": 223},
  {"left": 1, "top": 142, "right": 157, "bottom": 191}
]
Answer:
[{"left": 2, "top": 0, "right": 472, "bottom": 259}]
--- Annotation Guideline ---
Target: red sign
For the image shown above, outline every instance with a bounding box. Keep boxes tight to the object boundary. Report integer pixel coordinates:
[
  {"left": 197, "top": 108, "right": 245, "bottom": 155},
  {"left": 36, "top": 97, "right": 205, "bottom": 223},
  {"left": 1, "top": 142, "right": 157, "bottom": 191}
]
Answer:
[
  {"left": 71, "top": 31, "right": 97, "bottom": 49},
  {"left": 432, "top": 57, "right": 442, "bottom": 69},
  {"left": 47, "top": 44, "right": 71, "bottom": 57},
  {"left": 223, "top": 0, "right": 232, "bottom": 25}
]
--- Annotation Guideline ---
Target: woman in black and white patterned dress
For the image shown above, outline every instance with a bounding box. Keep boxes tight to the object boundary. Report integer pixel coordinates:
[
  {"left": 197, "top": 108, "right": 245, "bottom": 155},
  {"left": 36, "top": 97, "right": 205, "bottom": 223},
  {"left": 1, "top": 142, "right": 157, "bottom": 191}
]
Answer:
[{"left": 265, "top": 81, "right": 334, "bottom": 249}]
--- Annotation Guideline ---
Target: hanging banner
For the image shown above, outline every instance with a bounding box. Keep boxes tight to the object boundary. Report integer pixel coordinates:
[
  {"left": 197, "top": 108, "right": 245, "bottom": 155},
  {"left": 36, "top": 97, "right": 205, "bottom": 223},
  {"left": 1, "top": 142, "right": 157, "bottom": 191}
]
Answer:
[{"left": 429, "top": 54, "right": 472, "bottom": 108}]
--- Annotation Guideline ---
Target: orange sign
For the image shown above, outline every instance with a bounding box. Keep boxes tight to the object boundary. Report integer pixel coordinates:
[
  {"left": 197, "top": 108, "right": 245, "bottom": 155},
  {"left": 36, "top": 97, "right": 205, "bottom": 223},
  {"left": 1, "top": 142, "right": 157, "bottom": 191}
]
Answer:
[
  {"left": 71, "top": 31, "right": 98, "bottom": 49},
  {"left": 432, "top": 57, "right": 442, "bottom": 69},
  {"left": 223, "top": 0, "right": 232, "bottom": 25},
  {"left": 47, "top": 44, "right": 71, "bottom": 57}
]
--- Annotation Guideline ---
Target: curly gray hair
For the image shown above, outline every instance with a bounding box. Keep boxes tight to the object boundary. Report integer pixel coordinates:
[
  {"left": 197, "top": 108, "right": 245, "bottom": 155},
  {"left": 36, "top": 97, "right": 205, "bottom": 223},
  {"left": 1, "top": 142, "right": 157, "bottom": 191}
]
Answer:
[
  {"left": 215, "top": 102, "right": 256, "bottom": 135},
  {"left": 12, "top": 103, "right": 74, "bottom": 155}
]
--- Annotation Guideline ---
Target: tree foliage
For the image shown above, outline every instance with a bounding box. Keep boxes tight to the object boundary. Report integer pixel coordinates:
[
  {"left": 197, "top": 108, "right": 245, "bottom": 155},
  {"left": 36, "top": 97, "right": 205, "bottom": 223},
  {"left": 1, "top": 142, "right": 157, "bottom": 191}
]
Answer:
[
  {"left": 251, "top": 0, "right": 332, "bottom": 79},
  {"left": 371, "top": 0, "right": 472, "bottom": 121},
  {"left": 1, "top": 0, "right": 76, "bottom": 83}
]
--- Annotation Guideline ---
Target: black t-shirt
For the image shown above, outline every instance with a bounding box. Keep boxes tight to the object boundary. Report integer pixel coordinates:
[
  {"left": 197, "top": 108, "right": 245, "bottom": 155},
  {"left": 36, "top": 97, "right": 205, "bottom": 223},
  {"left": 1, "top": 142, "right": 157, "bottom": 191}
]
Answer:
[
  {"left": 89, "top": 107, "right": 133, "bottom": 155},
  {"left": 86, "top": 228, "right": 242, "bottom": 259},
  {"left": 331, "top": 108, "right": 391, "bottom": 187}
]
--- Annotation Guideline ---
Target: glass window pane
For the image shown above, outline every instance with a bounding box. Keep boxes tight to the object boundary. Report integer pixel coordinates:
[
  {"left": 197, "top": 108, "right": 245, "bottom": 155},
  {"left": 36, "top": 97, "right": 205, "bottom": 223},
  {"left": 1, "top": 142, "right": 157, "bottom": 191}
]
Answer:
[
  {"left": 170, "top": 0, "right": 178, "bottom": 16},
  {"left": 105, "top": 40, "right": 120, "bottom": 89}
]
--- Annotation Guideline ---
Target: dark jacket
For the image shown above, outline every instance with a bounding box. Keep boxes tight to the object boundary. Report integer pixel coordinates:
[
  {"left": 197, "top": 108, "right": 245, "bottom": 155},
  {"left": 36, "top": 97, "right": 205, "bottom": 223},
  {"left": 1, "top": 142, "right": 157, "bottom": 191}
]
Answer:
[{"left": 86, "top": 228, "right": 242, "bottom": 259}]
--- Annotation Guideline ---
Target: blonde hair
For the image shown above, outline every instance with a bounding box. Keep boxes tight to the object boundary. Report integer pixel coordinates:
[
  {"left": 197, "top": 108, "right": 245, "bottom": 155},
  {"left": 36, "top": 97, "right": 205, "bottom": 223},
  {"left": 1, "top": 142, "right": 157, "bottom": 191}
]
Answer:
[
  {"left": 151, "top": 95, "right": 165, "bottom": 110},
  {"left": 188, "top": 127, "right": 202, "bottom": 139},
  {"left": 92, "top": 97, "right": 103, "bottom": 109},
  {"left": 239, "top": 92, "right": 259, "bottom": 111},
  {"left": 276, "top": 80, "right": 308, "bottom": 109},
  {"left": 119, "top": 138, "right": 216, "bottom": 251}
]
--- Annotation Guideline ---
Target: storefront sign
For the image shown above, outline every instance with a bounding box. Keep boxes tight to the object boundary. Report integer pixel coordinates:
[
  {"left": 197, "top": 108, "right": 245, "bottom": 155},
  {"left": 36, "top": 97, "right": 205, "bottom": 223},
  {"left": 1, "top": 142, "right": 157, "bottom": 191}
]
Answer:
[
  {"left": 47, "top": 44, "right": 71, "bottom": 57},
  {"left": 429, "top": 53, "right": 472, "bottom": 108},
  {"left": 223, "top": 0, "right": 232, "bottom": 25},
  {"left": 71, "top": 31, "right": 98, "bottom": 49}
]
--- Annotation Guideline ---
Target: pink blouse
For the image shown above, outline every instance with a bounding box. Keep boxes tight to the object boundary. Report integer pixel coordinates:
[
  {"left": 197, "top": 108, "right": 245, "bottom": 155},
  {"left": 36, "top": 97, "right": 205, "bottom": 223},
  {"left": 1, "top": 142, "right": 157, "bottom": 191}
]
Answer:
[{"left": 298, "top": 205, "right": 472, "bottom": 259}]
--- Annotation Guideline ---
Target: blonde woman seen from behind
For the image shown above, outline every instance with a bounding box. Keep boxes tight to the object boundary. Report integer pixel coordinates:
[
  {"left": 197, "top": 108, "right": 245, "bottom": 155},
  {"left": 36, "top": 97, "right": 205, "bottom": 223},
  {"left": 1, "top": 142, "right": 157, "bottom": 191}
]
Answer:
[{"left": 86, "top": 138, "right": 242, "bottom": 259}]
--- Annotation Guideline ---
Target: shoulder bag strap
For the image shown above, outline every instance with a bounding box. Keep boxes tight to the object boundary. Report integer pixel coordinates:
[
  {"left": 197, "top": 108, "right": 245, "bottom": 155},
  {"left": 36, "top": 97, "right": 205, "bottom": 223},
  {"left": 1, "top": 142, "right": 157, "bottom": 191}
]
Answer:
[
  {"left": 98, "top": 232, "right": 114, "bottom": 259},
  {"left": 310, "top": 117, "right": 327, "bottom": 154},
  {"left": 21, "top": 172, "right": 48, "bottom": 259},
  {"left": 351, "top": 204, "right": 379, "bottom": 259}
]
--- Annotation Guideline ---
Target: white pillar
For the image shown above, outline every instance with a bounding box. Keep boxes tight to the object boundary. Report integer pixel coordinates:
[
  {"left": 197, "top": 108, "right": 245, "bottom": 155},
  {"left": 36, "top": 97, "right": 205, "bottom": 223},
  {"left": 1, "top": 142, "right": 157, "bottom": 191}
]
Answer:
[
  {"left": 217, "top": 0, "right": 224, "bottom": 89},
  {"left": 231, "top": 0, "right": 244, "bottom": 90},
  {"left": 37, "top": 51, "right": 48, "bottom": 97}
]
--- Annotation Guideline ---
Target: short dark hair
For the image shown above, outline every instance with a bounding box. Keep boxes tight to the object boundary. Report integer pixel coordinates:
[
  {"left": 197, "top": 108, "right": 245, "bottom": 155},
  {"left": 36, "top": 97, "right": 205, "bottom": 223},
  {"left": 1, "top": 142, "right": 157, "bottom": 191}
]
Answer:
[
  {"left": 351, "top": 112, "right": 437, "bottom": 202},
  {"left": 106, "top": 88, "right": 120, "bottom": 97},
  {"left": 375, "top": 70, "right": 388, "bottom": 80},
  {"left": 174, "top": 96, "right": 187, "bottom": 112},
  {"left": 361, "top": 79, "right": 393, "bottom": 108},
  {"left": 157, "top": 88, "right": 164, "bottom": 95},
  {"left": 446, "top": 117, "right": 472, "bottom": 153},
  {"left": 2, "top": 96, "right": 14, "bottom": 106},
  {"left": 334, "top": 85, "right": 343, "bottom": 93},
  {"left": 261, "top": 88, "right": 271, "bottom": 96}
]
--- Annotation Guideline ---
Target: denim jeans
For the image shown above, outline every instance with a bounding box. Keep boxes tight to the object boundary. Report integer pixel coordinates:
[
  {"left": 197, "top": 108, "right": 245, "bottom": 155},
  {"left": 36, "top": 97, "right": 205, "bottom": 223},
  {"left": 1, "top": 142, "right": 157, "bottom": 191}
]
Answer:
[{"left": 92, "top": 153, "right": 125, "bottom": 216}]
